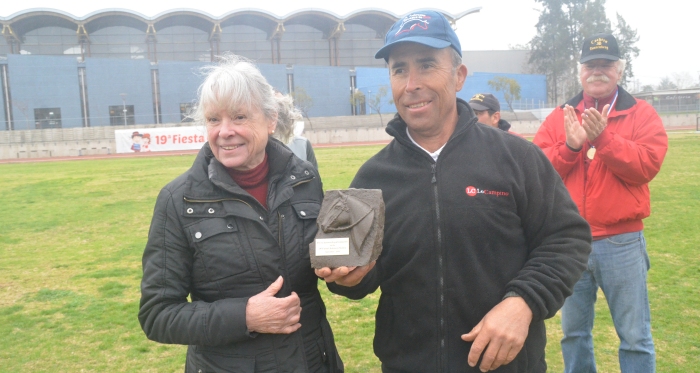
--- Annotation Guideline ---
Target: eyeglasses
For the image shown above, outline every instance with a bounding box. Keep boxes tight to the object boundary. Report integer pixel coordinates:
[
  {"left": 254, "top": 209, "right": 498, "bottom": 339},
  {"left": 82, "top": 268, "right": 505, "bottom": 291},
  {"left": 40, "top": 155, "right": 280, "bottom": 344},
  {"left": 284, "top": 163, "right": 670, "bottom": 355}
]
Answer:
[{"left": 582, "top": 62, "right": 616, "bottom": 72}]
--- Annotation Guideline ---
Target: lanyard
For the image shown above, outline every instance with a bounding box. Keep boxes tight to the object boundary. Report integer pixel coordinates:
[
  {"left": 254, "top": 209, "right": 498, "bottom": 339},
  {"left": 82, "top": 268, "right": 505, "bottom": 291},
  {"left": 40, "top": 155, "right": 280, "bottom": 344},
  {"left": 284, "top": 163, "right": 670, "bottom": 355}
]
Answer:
[{"left": 586, "top": 89, "right": 618, "bottom": 160}]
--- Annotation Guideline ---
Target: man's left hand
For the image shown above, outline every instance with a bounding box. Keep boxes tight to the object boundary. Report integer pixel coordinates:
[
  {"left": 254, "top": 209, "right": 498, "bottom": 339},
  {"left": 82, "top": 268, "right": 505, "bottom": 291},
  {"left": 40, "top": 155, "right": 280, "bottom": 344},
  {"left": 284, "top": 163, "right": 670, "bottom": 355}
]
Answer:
[
  {"left": 461, "top": 296, "right": 533, "bottom": 372},
  {"left": 581, "top": 104, "right": 610, "bottom": 142}
]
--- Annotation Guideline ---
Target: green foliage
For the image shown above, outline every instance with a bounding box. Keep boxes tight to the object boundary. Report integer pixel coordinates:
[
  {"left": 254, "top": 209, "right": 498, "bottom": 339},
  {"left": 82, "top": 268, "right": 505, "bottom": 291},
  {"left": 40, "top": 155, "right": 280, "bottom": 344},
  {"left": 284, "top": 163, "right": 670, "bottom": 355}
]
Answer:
[
  {"left": 0, "top": 135, "right": 698, "bottom": 372},
  {"left": 488, "top": 76, "right": 522, "bottom": 116},
  {"left": 613, "top": 12, "right": 640, "bottom": 86},
  {"left": 367, "top": 86, "right": 389, "bottom": 126},
  {"left": 529, "top": 0, "right": 639, "bottom": 102},
  {"left": 292, "top": 86, "right": 314, "bottom": 127}
]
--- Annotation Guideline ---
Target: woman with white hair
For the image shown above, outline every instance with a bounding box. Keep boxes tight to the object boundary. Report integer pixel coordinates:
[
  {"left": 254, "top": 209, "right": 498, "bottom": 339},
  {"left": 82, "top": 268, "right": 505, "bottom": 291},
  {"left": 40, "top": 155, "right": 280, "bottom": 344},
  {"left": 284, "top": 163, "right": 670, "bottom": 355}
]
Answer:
[{"left": 139, "top": 54, "right": 343, "bottom": 373}]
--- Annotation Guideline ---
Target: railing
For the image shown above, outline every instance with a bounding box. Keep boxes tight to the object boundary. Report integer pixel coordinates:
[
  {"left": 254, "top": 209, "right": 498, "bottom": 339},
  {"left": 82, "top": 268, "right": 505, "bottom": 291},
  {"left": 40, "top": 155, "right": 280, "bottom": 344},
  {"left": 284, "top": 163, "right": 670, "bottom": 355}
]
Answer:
[{"left": 650, "top": 103, "right": 700, "bottom": 113}]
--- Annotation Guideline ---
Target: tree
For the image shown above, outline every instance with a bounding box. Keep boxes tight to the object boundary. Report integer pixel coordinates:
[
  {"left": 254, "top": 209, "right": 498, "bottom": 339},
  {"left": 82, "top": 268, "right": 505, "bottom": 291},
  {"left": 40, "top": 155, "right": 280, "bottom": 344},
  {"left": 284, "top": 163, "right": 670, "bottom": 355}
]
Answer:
[
  {"left": 613, "top": 13, "right": 640, "bottom": 87},
  {"left": 291, "top": 87, "right": 314, "bottom": 128},
  {"left": 640, "top": 85, "right": 654, "bottom": 93},
  {"left": 670, "top": 72, "right": 696, "bottom": 89},
  {"left": 529, "top": 0, "right": 639, "bottom": 103},
  {"left": 349, "top": 89, "right": 366, "bottom": 115},
  {"left": 656, "top": 77, "right": 677, "bottom": 90},
  {"left": 488, "top": 77, "right": 522, "bottom": 120},
  {"left": 367, "top": 86, "right": 390, "bottom": 125}
]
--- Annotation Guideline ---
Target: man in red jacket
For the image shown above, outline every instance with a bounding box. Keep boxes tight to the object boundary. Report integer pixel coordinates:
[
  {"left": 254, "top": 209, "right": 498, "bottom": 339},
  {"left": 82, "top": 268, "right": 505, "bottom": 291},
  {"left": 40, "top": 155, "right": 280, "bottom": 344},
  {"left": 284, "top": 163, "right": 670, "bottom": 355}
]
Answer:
[{"left": 533, "top": 33, "right": 667, "bottom": 373}]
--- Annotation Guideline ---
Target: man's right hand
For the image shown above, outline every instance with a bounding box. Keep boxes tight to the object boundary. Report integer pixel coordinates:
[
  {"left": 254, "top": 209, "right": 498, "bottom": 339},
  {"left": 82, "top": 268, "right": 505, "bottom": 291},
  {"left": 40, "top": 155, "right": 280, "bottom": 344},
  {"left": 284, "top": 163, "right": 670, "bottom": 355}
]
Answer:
[
  {"left": 315, "top": 261, "right": 376, "bottom": 287},
  {"left": 563, "top": 104, "right": 587, "bottom": 151}
]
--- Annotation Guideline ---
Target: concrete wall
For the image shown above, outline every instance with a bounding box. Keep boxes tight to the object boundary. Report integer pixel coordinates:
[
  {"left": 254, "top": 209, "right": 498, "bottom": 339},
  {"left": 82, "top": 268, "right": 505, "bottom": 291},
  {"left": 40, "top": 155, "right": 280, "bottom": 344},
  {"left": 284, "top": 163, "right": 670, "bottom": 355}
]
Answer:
[
  {"left": 3, "top": 112, "right": 695, "bottom": 160},
  {"left": 85, "top": 58, "right": 154, "bottom": 126},
  {"left": 463, "top": 50, "right": 530, "bottom": 74},
  {"left": 6, "top": 55, "right": 83, "bottom": 130}
]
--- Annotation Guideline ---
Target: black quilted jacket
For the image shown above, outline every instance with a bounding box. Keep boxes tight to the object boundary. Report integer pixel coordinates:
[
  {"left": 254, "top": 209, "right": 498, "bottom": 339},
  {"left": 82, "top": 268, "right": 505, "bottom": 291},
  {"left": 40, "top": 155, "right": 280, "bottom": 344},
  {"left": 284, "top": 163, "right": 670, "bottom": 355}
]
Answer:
[{"left": 139, "top": 139, "right": 342, "bottom": 373}]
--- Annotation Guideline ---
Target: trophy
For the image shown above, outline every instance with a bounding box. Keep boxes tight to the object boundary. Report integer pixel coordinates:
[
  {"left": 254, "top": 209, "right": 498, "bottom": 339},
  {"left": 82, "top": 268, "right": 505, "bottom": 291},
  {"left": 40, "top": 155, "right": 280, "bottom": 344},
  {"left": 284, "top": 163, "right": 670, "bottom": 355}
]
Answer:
[{"left": 310, "top": 189, "right": 384, "bottom": 268}]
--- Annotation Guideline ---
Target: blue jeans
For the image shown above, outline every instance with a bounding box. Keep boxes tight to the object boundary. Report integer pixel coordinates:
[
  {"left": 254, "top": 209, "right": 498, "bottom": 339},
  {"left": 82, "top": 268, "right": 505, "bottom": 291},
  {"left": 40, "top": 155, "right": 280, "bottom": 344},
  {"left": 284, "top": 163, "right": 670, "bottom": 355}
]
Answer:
[{"left": 561, "top": 231, "right": 655, "bottom": 373}]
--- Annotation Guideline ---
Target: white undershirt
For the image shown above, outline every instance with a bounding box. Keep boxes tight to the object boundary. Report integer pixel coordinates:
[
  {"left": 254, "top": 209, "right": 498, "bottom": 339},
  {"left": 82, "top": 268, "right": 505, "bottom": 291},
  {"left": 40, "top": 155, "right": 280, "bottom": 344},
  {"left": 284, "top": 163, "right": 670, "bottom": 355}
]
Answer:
[{"left": 406, "top": 127, "right": 446, "bottom": 162}]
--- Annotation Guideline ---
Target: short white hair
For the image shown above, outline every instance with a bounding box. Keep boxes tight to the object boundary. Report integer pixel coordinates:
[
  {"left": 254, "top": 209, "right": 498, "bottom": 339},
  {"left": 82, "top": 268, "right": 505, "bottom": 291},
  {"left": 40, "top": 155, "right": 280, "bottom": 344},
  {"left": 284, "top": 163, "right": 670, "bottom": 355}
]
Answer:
[{"left": 193, "top": 54, "right": 277, "bottom": 125}]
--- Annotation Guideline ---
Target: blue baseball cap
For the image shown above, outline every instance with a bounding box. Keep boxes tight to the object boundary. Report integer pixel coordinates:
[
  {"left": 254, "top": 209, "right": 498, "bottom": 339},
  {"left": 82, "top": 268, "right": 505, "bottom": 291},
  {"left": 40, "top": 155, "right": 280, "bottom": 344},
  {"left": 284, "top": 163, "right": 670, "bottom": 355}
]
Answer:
[{"left": 375, "top": 10, "right": 462, "bottom": 61}]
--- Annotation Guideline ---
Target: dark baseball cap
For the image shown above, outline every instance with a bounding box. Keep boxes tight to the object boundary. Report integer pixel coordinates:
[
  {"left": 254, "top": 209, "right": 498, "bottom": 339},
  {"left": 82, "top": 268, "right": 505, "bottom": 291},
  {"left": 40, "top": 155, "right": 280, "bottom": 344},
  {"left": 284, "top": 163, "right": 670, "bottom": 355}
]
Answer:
[
  {"left": 468, "top": 93, "right": 500, "bottom": 112},
  {"left": 580, "top": 33, "right": 620, "bottom": 63},
  {"left": 375, "top": 10, "right": 462, "bottom": 61}
]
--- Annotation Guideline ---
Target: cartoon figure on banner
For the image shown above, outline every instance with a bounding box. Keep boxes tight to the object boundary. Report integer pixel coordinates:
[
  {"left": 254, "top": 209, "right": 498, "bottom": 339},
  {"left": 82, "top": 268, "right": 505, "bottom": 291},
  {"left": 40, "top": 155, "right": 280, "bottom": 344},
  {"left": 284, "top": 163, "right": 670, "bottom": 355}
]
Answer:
[
  {"left": 131, "top": 131, "right": 143, "bottom": 152},
  {"left": 141, "top": 133, "right": 151, "bottom": 152}
]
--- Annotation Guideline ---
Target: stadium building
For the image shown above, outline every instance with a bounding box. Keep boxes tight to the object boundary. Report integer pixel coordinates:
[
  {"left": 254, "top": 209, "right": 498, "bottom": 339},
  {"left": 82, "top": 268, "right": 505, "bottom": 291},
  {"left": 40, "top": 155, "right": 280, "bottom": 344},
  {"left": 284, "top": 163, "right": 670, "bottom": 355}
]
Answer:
[{"left": 0, "top": 8, "right": 547, "bottom": 131}]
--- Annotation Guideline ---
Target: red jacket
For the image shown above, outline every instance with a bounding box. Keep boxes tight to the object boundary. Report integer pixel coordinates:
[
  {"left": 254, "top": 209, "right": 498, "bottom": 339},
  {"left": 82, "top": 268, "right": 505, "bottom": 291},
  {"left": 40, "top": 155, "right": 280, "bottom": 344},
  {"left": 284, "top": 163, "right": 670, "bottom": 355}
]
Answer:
[{"left": 533, "top": 87, "right": 667, "bottom": 238}]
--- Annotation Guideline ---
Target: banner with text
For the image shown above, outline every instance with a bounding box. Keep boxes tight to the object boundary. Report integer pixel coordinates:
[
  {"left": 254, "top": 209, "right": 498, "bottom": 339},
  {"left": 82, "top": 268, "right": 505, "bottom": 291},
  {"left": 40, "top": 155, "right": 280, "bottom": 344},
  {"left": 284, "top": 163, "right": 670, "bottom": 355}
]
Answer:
[{"left": 115, "top": 126, "right": 206, "bottom": 153}]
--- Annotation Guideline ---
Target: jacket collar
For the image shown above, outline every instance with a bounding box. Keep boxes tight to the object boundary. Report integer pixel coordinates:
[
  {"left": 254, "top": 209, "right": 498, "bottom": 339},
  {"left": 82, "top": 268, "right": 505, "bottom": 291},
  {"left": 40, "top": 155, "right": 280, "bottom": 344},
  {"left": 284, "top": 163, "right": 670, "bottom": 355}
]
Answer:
[
  {"left": 561, "top": 85, "right": 637, "bottom": 115},
  {"left": 386, "top": 98, "right": 478, "bottom": 149},
  {"left": 184, "top": 138, "right": 306, "bottom": 202}
]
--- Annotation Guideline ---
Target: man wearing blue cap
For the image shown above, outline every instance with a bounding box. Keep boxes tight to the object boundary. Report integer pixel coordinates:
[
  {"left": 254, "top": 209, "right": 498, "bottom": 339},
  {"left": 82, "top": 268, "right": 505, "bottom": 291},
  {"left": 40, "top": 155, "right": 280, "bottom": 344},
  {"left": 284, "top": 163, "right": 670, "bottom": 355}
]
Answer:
[{"left": 316, "top": 11, "right": 591, "bottom": 372}]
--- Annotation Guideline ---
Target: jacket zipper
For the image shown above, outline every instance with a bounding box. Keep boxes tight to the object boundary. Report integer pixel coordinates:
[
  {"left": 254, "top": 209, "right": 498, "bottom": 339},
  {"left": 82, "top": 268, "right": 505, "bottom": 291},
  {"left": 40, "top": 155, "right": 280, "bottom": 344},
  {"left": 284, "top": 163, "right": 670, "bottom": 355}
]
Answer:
[
  {"left": 290, "top": 178, "right": 313, "bottom": 188},
  {"left": 432, "top": 163, "right": 446, "bottom": 372}
]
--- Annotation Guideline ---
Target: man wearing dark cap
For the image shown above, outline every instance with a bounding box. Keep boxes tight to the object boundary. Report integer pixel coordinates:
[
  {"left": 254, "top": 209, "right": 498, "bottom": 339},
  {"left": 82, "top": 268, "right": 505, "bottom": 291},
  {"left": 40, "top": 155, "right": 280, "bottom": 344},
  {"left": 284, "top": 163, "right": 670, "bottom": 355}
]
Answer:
[
  {"left": 317, "top": 10, "right": 591, "bottom": 373},
  {"left": 468, "top": 93, "right": 519, "bottom": 135},
  {"left": 534, "top": 33, "right": 667, "bottom": 373}
]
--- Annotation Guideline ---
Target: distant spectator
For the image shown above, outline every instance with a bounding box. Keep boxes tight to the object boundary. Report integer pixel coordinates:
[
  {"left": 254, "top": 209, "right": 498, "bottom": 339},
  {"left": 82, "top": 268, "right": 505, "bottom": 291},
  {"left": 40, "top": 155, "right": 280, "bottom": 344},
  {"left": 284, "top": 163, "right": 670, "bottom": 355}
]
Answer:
[
  {"left": 468, "top": 93, "right": 522, "bottom": 136},
  {"left": 272, "top": 92, "right": 318, "bottom": 169}
]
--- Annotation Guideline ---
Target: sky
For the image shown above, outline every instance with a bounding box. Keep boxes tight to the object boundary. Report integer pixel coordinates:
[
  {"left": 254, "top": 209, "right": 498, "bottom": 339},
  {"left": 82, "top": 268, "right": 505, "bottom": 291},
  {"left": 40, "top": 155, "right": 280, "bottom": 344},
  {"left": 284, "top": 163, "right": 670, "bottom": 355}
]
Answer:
[{"left": 1, "top": 0, "right": 697, "bottom": 87}]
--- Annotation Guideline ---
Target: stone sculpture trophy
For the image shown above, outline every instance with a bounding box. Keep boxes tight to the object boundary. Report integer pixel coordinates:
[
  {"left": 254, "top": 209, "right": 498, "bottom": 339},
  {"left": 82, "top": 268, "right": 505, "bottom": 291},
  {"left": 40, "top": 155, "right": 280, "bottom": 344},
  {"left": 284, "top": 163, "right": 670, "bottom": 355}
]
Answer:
[{"left": 310, "top": 188, "right": 384, "bottom": 268}]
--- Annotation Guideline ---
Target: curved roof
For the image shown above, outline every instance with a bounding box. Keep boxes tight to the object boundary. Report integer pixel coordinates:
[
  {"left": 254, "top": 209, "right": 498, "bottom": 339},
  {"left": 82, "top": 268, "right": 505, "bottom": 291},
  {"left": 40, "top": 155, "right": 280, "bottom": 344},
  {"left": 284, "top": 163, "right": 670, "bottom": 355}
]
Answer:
[{"left": 1, "top": 7, "right": 481, "bottom": 39}]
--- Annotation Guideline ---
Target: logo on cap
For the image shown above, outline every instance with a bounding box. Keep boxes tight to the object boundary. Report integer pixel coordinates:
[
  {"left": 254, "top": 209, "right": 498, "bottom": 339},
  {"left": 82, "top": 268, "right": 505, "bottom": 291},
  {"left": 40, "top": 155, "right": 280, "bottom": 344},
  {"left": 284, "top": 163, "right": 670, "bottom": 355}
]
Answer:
[
  {"left": 395, "top": 13, "right": 431, "bottom": 36},
  {"left": 470, "top": 93, "right": 485, "bottom": 102},
  {"left": 589, "top": 37, "right": 609, "bottom": 52}
]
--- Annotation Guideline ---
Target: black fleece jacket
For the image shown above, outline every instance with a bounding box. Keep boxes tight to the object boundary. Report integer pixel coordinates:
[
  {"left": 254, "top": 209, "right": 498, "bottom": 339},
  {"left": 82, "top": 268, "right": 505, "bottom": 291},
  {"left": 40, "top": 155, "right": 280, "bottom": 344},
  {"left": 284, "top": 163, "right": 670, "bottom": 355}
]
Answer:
[{"left": 328, "top": 99, "right": 591, "bottom": 372}]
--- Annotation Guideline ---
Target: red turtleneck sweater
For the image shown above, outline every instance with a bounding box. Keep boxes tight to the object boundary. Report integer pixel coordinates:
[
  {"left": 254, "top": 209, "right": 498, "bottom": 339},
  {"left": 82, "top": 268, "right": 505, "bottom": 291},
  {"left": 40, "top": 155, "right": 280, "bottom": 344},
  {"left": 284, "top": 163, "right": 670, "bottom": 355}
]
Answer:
[{"left": 227, "top": 154, "right": 269, "bottom": 209}]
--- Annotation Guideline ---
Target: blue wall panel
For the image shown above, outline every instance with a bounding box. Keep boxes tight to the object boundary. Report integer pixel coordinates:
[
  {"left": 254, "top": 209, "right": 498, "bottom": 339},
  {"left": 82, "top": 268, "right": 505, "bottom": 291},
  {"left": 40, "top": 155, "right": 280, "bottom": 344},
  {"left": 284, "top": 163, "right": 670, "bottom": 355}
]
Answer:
[
  {"left": 7, "top": 55, "right": 82, "bottom": 130},
  {"left": 458, "top": 72, "right": 547, "bottom": 110},
  {"left": 356, "top": 68, "right": 547, "bottom": 115},
  {"left": 257, "top": 64, "right": 290, "bottom": 94},
  {"left": 85, "top": 58, "right": 154, "bottom": 126},
  {"left": 157, "top": 61, "right": 208, "bottom": 124},
  {"left": 0, "top": 63, "right": 6, "bottom": 131},
  {"left": 157, "top": 62, "right": 289, "bottom": 124},
  {"left": 292, "top": 66, "right": 351, "bottom": 117},
  {"left": 355, "top": 67, "right": 396, "bottom": 115}
]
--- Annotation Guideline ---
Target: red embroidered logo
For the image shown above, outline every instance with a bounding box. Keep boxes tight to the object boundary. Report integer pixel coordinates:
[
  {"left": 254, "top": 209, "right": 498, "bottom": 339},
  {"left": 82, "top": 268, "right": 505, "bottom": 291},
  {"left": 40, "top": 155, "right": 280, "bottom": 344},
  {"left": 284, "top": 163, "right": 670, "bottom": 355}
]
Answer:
[{"left": 465, "top": 186, "right": 510, "bottom": 197}]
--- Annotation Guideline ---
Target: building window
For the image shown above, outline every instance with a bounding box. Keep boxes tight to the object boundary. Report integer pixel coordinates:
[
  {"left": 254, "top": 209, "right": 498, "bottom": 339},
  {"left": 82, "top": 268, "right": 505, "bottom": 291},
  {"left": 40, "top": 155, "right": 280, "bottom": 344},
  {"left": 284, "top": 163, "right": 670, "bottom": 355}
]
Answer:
[
  {"left": 180, "top": 103, "right": 194, "bottom": 122},
  {"left": 34, "top": 108, "right": 62, "bottom": 129},
  {"left": 109, "top": 105, "right": 135, "bottom": 125}
]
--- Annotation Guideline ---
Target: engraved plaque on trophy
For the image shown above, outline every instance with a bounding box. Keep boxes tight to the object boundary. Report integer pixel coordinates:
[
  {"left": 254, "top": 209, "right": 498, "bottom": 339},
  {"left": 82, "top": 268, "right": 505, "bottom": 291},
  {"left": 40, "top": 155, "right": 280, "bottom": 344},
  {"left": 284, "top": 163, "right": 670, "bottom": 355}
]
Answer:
[{"left": 310, "top": 189, "right": 384, "bottom": 269}]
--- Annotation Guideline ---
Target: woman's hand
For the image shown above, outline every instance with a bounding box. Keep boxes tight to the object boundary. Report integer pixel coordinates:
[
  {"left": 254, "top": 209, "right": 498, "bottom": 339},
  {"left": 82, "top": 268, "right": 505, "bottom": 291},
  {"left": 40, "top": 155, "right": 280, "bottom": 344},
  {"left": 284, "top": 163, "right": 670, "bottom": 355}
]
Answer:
[{"left": 246, "top": 276, "right": 302, "bottom": 334}]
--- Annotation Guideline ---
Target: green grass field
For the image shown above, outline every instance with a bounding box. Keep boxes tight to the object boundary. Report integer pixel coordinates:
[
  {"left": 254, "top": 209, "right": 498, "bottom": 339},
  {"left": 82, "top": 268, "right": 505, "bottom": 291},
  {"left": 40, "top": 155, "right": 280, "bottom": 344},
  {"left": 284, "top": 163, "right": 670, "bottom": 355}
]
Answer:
[{"left": 0, "top": 134, "right": 698, "bottom": 372}]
